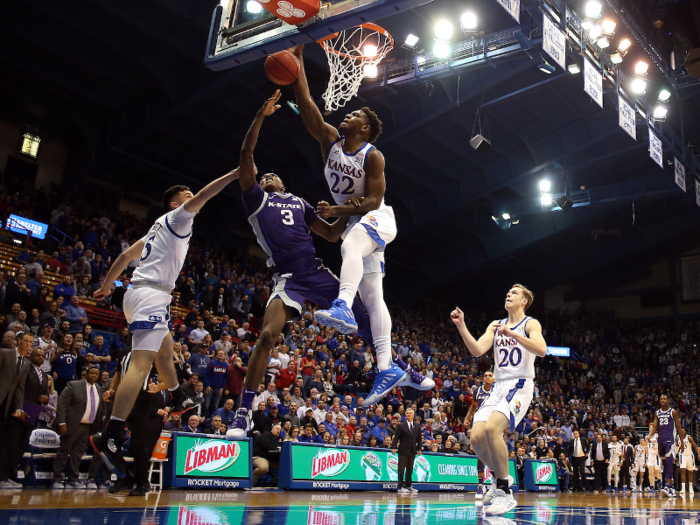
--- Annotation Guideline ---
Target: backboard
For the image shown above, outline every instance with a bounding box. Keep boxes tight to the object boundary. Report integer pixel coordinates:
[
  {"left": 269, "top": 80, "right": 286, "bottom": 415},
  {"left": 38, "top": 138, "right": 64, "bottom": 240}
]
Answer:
[{"left": 204, "top": 0, "right": 432, "bottom": 71}]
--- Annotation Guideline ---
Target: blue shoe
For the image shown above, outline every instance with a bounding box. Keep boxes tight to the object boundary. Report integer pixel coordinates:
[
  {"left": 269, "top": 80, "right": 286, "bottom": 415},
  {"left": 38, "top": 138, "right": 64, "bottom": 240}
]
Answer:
[
  {"left": 399, "top": 367, "right": 435, "bottom": 391},
  {"left": 314, "top": 299, "right": 358, "bottom": 335},
  {"left": 364, "top": 364, "right": 406, "bottom": 406},
  {"left": 226, "top": 408, "right": 251, "bottom": 439}
]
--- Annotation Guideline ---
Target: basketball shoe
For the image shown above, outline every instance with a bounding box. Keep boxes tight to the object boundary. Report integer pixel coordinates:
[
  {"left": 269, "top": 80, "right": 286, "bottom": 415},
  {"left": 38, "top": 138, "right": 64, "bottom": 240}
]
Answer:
[
  {"left": 314, "top": 299, "right": 358, "bottom": 334},
  {"left": 364, "top": 364, "right": 405, "bottom": 406},
  {"left": 227, "top": 407, "right": 252, "bottom": 439}
]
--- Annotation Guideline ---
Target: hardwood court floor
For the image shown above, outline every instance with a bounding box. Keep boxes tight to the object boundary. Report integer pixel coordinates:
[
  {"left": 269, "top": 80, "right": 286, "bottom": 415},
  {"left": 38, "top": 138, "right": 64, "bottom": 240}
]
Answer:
[{"left": 2, "top": 489, "right": 700, "bottom": 524}]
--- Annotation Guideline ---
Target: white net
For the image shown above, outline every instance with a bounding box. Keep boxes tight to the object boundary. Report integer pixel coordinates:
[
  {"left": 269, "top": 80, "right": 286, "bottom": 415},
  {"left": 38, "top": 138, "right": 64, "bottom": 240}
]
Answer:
[{"left": 319, "top": 23, "right": 393, "bottom": 112}]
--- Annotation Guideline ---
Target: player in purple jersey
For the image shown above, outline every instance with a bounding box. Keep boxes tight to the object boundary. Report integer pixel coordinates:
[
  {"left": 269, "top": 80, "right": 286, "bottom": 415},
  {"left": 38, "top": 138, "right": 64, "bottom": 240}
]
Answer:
[
  {"left": 649, "top": 394, "right": 683, "bottom": 497},
  {"left": 466, "top": 371, "right": 494, "bottom": 501},
  {"left": 228, "top": 92, "right": 374, "bottom": 436}
]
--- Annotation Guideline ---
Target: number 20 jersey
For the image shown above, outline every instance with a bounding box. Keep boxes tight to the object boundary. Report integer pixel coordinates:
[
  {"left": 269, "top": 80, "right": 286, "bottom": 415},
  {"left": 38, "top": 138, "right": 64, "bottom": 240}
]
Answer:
[
  {"left": 132, "top": 204, "right": 197, "bottom": 289},
  {"left": 492, "top": 316, "right": 536, "bottom": 382}
]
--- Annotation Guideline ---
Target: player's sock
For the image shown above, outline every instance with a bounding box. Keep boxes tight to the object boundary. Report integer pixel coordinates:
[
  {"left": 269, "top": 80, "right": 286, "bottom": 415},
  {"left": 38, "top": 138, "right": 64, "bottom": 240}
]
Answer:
[
  {"left": 393, "top": 355, "right": 408, "bottom": 371},
  {"left": 241, "top": 388, "right": 256, "bottom": 411},
  {"left": 496, "top": 478, "right": 510, "bottom": 493},
  {"left": 337, "top": 230, "right": 375, "bottom": 305},
  {"left": 358, "top": 272, "right": 393, "bottom": 372}
]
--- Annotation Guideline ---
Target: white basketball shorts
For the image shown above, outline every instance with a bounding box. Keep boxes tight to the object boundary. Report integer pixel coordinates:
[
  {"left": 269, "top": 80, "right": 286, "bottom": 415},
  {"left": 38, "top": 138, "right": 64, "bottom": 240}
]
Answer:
[
  {"left": 342, "top": 206, "right": 397, "bottom": 275},
  {"left": 473, "top": 378, "right": 534, "bottom": 432},
  {"left": 123, "top": 287, "right": 171, "bottom": 352},
  {"left": 647, "top": 455, "right": 660, "bottom": 470},
  {"left": 632, "top": 460, "right": 645, "bottom": 473},
  {"left": 680, "top": 454, "right": 695, "bottom": 470}
]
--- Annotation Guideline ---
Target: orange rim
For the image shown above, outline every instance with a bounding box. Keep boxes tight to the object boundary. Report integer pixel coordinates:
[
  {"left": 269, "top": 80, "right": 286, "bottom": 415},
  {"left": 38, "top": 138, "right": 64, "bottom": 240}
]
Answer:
[{"left": 317, "top": 22, "right": 394, "bottom": 60}]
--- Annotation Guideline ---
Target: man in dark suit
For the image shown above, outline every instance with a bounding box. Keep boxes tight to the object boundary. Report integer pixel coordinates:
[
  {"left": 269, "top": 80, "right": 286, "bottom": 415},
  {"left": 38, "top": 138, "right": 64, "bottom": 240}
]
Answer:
[
  {"left": 589, "top": 434, "right": 610, "bottom": 493},
  {"left": 13, "top": 347, "right": 49, "bottom": 482},
  {"left": 0, "top": 332, "right": 31, "bottom": 488},
  {"left": 52, "top": 367, "right": 103, "bottom": 489},
  {"left": 252, "top": 424, "right": 282, "bottom": 486},
  {"left": 391, "top": 408, "right": 423, "bottom": 494},
  {"left": 569, "top": 430, "right": 589, "bottom": 492},
  {"left": 619, "top": 437, "right": 634, "bottom": 492}
]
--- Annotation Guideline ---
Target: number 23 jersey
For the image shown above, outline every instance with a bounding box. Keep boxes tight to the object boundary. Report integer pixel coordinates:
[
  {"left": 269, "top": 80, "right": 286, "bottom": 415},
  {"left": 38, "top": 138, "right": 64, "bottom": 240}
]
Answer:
[{"left": 492, "top": 316, "right": 536, "bottom": 381}]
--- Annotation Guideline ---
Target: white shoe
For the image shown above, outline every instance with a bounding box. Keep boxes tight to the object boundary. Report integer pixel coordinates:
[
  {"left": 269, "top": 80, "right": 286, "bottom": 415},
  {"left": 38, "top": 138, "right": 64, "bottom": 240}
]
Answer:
[
  {"left": 483, "top": 518, "right": 517, "bottom": 525},
  {"left": 50, "top": 481, "right": 65, "bottom": 490},
  {"left": 398, "top": 488, "right": 409, "bottom": 494},
  {"left": 475, "top": 484, "right": 485, "bottom": 500},
  {"left": 484, "top": 490, "right": 517, "bottom": 516},
  {"left": 86, "top": 480, "right": 98, "bottom": 490},
  {"left": 408, "top": 487, "right": 418, "bottom": 493},
  {"left": 483, "top": 476, "right": 514, "bottom": 505}
]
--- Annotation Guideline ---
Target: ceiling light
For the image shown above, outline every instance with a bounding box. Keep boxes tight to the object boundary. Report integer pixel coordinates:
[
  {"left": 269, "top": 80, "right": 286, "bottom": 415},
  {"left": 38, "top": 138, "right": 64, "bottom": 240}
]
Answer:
[
  {"left": 511, "top": 219, "right": 520, "bottom": 225},
  {"left": 630, "top": 77, "right": 647, "bottom": 94},
  {"left": 635, "top": 61, "right": 649, "bottom": 75},
  {"left": 404, "top": 34, "right": 419, "bottom": 47},
  {"left": 539, "top": 180, "right": 551, "bottom": 192},
  {"left": 658, "top": 89, "right": 671, "bottom": 102},
  {"left": 618, "top": 38, "right": 632, "bottom": 53},
  {"left": 460, "top": 12, "right": 478, "bottom": 30},
  {"left": 541, "top": 194, "right": 553, "bottom": 206},
  {"left": 363, "top": 64, "right": 378, "bottom": 78},
  {"left": 601, "top": 19, "right": 617, "bottom": 35},
  {"left": 433, "top": 40, "right": 450, "bottom": 59},
  {"left": 416, "top": 55, "right": 426, "bottom": 64},
  {"left": 653, "top": 105, "right": 668, "bottom": 121},
  {"left": 597, "top": 37, "right": 610, "bottom": 48},
  {"left": 435, "top": 20, "right": 453, "bottom": 39},
  {"left": 589, "top": 25, "right": 602, "bottom": 40},
  {"left": 539, "top": 60, "right": 555, "bottom": 74},
  {"left": 581, "top": 19, "right": 594, "bottom": 31},
  {"left": 501, "top": 213, "right": 511, "bottom": 220},
  {"left": 491, "top": 216, "right": 499, "bottom": 224},
  {"left": 585, "top": 1, "right": 603, "bottom": 19},
  {"left": 363, "top": 44, "right": 378, "bottom": 57},
  {"left": 245, "top": 0, "right": 262, "bottom": 13},
  {"left": 568, "top": 63, "right": 581, "bottom": 74},
  {"left": 610, "top": 52, "right": 623, "bottom": 64}
]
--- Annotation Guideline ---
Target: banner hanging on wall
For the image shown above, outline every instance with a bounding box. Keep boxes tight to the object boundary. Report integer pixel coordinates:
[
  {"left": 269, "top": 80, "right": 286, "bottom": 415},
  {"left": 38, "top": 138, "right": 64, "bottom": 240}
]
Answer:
[
  {"left": 543, "top": 14, "right": 566, "bottom": 70},
  {"left": 493, "top": 0, "right": 520, "bottom": 23},
  {"left": 584, "top": 58, "right": 603, "bottom": 108},
  {"left": 674, "top": 157, "right": 686, "bottom": 192},
  {"left": 618, "top": 95, "right": 636, "bottom": 140},
  {"left": 649, "top": 128, "right": 663, "bottom": 168}
]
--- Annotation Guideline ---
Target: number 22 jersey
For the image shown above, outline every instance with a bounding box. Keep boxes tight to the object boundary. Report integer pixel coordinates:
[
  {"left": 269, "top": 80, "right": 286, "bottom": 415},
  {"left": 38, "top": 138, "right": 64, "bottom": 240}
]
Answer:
[
  {"left": 493, "top": 316, "right": 536, "bottom": 382},
  {"left": 242, "top": 184, "right": 320, "bottom": 272}
]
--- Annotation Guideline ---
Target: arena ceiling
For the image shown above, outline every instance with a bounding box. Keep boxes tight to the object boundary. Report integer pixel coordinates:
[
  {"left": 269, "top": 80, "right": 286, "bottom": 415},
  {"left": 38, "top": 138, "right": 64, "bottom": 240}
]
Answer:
[{"left": 1, "top": 0, "right": 700, "bottom": 307}]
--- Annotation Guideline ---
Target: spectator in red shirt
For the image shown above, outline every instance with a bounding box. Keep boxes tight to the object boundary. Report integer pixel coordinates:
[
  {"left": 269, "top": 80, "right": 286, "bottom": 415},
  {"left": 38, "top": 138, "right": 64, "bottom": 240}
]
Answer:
[
  {"left": 225, "top": 356, "right": 247, "bottom": 411},
  {"left": 276, "top": 360, "right": 297, "bottom": 392},
  {"left": 300, "top": 349, "right": 316, "bottom": 394}
]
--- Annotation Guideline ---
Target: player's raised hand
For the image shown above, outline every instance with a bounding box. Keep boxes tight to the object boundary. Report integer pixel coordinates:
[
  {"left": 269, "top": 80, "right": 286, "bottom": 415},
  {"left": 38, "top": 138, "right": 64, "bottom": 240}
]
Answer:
[
  {"left": 317, "top": 200, "right": 332, "bottom": 218},
  {"left": 345, "top": 196, "right": 364, "bottom": 207},
  {"left": 450, "top": 307, "right": 464, "bottom": 326},
  {"left": 259, "top": 90, "right": 282, "bottom": 117},
  {"left": 289, "top": 45, "right": 304, "bottom": 57}
]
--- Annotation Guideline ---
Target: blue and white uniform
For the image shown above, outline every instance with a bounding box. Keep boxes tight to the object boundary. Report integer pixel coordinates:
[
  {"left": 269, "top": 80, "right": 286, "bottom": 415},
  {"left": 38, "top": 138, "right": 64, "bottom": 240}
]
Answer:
[
  {"left": 473, "top": 317, "right": 536, "bottom": 431},
  {"left": 680, "top": 435, "right": 695, "bottom": 470},
  {"left": 646, "top": 435, "right": 660, "bottom": 471},
  {"left": 324, "top": 139, "right": 397, "bottom": 275},
  {"left": 124, "top": 204, "right": 197, "bottom": 352}
]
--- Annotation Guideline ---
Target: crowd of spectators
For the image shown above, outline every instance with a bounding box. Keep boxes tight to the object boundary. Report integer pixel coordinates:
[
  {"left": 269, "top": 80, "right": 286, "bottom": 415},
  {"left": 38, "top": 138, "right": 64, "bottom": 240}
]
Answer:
[{"left": 1, "top": 173, "right": 700, "bottom": 489}]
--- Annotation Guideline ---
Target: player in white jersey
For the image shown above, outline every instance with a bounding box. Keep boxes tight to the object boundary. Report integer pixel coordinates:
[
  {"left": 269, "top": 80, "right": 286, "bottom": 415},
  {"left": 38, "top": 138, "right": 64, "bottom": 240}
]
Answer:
[
  {"left": 631, "top": 437, "right": 647, "bottom": 492},
  {"left": 451, "top": 284, "right": 546, "bottom": 515},
  {"left": 290, "top": 45, "right": 414, "bottom": 407},
  {"left": 646, "top": 432, "right": 661, "bottom": 492},
  {"left": 89, "top": 170, "right": 239, "bottom": 476},
  {"left": 607, "top": 435, "right": 623, "bottom": 493},
  {"left": 678, "top": 429, "right": 699, "bottom": 495}
]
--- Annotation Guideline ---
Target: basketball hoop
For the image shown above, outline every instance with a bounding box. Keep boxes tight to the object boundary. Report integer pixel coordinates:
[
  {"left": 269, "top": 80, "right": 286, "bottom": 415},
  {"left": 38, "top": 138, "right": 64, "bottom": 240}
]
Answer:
[{"left": 318, "top": 23, "right": 393, "bottom": 112}]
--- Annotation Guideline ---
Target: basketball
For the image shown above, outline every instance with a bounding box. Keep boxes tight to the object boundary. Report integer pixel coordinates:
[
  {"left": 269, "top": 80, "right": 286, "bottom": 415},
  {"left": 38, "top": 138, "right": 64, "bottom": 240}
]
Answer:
[{"left": 264, "top": 50, "right": 300, "bottom": 86}]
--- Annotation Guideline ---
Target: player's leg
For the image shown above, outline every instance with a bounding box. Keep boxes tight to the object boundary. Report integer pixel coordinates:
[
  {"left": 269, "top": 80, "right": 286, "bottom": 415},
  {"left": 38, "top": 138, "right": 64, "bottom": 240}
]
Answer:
[
  {"left": 229, "top": 298, "right": 293, "bottom": 437},
  {"left": 475, "top": 458, "right": 487, "bottom": 500},
  {"left": 688, "top": 458, "right": 694, "bottom": 494},
  {"left": 315, "top": 229, "right": 376, "bottom": 334},
  {"left": 614, "top": 464, "right": 620, "bottom": 492},
  {"left": 482, "top": 412, "right": 517, "bottom": 515},
  {"left": 358, "top": 271, "right": 406, "bottom": 406},
  {"left": 607, "top": 462, "right": 613, "bottom": 492}
]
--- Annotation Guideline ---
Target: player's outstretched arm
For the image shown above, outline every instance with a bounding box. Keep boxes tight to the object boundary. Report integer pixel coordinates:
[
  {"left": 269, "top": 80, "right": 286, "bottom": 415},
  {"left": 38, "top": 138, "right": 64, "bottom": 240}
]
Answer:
[
  {"left": 317, "top": 149, "right": 386, "bottom": 218},
  {"left": 672, "top": 409, "right": 683, "bottom": 436},
  {"left": 93, "top": 241, "right": 144, "bottom": 300},
  {"left": 240, "top": 91, "right": 281, "bottom": 192},
  {"left": 184, "top": 167, "right": 240, "bottom": 214},
  {"left": 289, "top": 45, "right": 339, "bottom": 154},
  {"left": 649, "top": 414, "right": 658, "bottom": 438},
  {"left": 465, "top": 400, "right": 478, "bottom": 424},
  {"left": 310, "top": 197, "right": 362, "bottom": 241},
  {"left": 449, "top": 307, "right": 494, "bottom": 357}
]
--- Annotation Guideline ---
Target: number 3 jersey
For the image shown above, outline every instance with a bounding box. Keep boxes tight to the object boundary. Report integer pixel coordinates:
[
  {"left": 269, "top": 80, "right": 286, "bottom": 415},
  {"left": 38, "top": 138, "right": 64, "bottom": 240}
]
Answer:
[
  {"left": 242, "top": 183, "right": 319, "bottom": 272},
  {"left": 133, "top": 204, "right": 197, "bottom": 289},
  {"left": 493, "top": 316, "right": 536, "bottom": 382}
]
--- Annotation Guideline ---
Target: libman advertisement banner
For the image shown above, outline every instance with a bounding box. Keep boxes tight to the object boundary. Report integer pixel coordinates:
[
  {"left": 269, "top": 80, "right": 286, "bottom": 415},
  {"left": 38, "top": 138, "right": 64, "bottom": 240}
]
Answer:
[
  {"left": 164, "top": 433, "right": 253, "bottom": 489},
  {"left": 279, "top": 442, "right": 518, "bottom": 491},
  {"left": 523, "top": 459, "right": 560, "bottom": 492}
]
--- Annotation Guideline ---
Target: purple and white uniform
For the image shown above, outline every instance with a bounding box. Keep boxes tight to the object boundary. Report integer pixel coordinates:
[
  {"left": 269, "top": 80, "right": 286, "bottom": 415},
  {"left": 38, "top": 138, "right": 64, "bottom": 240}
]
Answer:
[
  {"left": 656, "top": 408, "right": 676, "bottom": 458},
  {"left": 474, "top": 384, "right": 493, "bottom": 409},
  {"left": 242, "top": 184, "right": 371, "bottom": 337}
]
